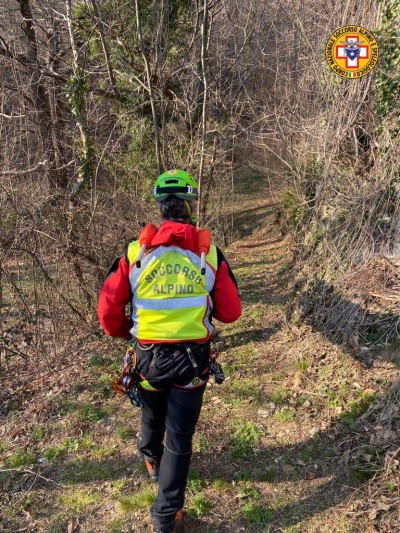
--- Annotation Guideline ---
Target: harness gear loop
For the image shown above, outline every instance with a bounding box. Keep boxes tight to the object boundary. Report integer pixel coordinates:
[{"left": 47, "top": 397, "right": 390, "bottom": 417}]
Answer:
[
  {"left": 209, "top": 338, "right": 225, "bottom": 385},
  {"left": 111, "top": 341, "right": 144, "bottom": 408}
]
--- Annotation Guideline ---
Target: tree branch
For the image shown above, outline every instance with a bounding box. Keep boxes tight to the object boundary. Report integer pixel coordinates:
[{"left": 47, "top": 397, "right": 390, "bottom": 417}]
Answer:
[{"left": 0, "top": 161, "right": 47, "bottom": 176}]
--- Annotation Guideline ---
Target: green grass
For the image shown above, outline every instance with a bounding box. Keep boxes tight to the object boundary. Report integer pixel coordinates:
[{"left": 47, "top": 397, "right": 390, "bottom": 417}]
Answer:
[
  {"left": 233, "top": 471, "right": 253, "bottom": 482},
  {"left": 91, "top": 445, "right": 116, "bottom": 460},
  {"left": 5, "top": 449, "right": 36, "bottom": 468},
  {"left": 257, "top": 469, "right": 278, "bottom": 482},
  {"left": 47, "top": 512, "right": 70, "bottom": 533},
  {"left": 30, "top": 423, "right": 49, "bottom": 441},
  {"left": 63, "top": 460, "right": 121, "bottom": 483},
  {"left": 59, "top": 399, "right": 77, "bottom": 416},
  {"left": 297, "top": 357, "right": 310, "bottom": 372},
  {"left": 273, "top": 409, "right": 296, "bottom": 422},
  {"left": 44, "top": 446, "right": 64, "bottom": 461},
  {"left": 60, "top": 488, "right": 101, "bottom": 512},
  {"left": 225, "top": 379, "right": 264, "bottom": 403},
  {"left": 242, "top": 502, "right": 273, "bottom": 525},
  {"left": 239, "top": 483, "right": 260, "bottom": 500},
  {"left": 229, "top": 420, "right": 264, "bottom": 459},
  {"left": 187, "top": 493, "right": 213, "bottom": 518},
  {"left": 42, "top": 437, "right": 86, "bottom": 460},
  {"left": 339, "top": 392, "right": 377, "bottom": 428},
  {"left": 347, "top": 465, "right": 376, "bottom": 484},
  {"left": 298, "top": 436, "right": 335, "bottom": 463},
  {"left": 270, "top": 386, "right": 290, "bottom": 405},
  {"left": 107, "top": 516, "right": 132, "bottom": 533},
  {"left": 77, "top": 403, "right": 106, "bottom": 422},
  {"left": 221, "top": 361, "right": 243, "bottom": 377},
  {"left": 61, "top": 437, "right": 80, "bottom": 453},
  {"left": 116, "top": 426, "right": 136, "bottom": 440},
  {"left": 187, "top": 469, "right": 206, "bottom": 491},
  {"left": 193, "top": 435, "right": 212, "bottom": 453},
  {"left": 80, "top": 433, "right": 95, "bottom": 449},
  {"left": 117, "top": 488, "right": 156, "bottom": 512},
  {"left": 211, "top": 478, "right": 230, "bottom": 491}
]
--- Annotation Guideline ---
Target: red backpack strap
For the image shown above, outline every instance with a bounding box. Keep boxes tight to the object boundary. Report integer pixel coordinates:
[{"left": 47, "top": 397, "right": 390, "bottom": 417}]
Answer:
[
  {"left": 196, "top": 228, "right": 211, "bottom": 274},
  {"left": 136, "top": 224, "right": 158, "bottom": 267}
]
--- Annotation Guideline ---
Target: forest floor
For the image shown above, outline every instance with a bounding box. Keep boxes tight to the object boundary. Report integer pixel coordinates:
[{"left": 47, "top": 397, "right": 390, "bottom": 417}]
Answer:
[{"left": 1, "top": 169, "right": 399, "bottom": 533}]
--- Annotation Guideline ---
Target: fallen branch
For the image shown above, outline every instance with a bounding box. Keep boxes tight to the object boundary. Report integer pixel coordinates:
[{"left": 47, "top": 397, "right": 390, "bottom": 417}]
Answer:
[
  {"left": 0, "top": 161, "right": 47, "bottom": 176},
  {"left": 0, "top": 468, "right": 63, "bottom": 487}
]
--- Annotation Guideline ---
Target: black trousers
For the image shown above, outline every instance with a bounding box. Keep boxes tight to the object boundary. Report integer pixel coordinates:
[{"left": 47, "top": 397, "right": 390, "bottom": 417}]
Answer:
[{"left": 136, "top": 340, "right": 210, "bottom": 531}]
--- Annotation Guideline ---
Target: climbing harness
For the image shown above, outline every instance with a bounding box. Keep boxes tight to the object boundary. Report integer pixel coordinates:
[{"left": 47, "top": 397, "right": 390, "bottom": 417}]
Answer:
[
  {"left": 209, "top": 338, "right": 225, "bottom": 384},
  {"left": 111, "top": 341, "right": 144, "bottom": 408}
]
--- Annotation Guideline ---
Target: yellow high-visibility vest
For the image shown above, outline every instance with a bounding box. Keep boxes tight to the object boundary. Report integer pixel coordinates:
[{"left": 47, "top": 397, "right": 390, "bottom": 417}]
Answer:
[{"left": 126, "top": 242, "right": 218, "bottom": 342}]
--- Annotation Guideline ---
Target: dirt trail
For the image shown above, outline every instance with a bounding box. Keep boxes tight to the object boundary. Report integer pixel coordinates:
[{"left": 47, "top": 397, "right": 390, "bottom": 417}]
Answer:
[{"left": 1, "top": 171, "right": 399, "bottom": 533}]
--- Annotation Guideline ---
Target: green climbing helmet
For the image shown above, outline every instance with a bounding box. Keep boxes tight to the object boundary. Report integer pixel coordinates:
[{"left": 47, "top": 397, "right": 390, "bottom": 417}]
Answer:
[{"left": 153, "top": 169, "right": 198, "bottom": 202}]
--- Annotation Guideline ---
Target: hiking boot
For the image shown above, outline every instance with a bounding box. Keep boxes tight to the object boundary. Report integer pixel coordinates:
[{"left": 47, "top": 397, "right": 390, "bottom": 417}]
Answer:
[
  {"left": 151, "top": 510, "right": 183, "bottom": 532},
  {"left": 144, "top": 459, "right": 160, "bottom": 481}
]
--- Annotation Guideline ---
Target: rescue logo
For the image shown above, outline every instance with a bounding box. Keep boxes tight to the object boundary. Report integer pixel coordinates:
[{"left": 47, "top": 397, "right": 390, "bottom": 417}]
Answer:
[{"left": 325, "top": 26, "right": 379, "bottom": 79}]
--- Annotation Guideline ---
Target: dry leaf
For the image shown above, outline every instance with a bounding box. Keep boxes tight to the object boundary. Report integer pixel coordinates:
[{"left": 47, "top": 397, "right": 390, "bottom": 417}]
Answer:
[
  {"left": 293, "top": 372, "right": 302, "bottom": 389},
  {"left": 383, "top": 429, "right": 397, "bottom": 441},
  {"left": 368, "top": 509, "right": 378, "bottom": 521},
  {"left": 376, "top": 502, "right": 392, "bottom": 512},
  {"left": 68, "top": 516, "right": 80, "bottom": 533}
]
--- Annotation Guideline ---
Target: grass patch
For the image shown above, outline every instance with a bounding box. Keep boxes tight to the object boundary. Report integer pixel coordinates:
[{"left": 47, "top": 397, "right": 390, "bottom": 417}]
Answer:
[
  {"left": 257, "top": 469, "right": 278, "bottom": 482},
  {"left": 77, "top": 403, "right": 106, "bottom": 422},
  {"left": 193, "top": 435, "right": 212, "bottom": 453},
  {"left": 60, "top": 488, "right": 101, "bottom": 512},
  {"left": 107, "top": 516, "right": 132, "bottom": 533},
  {"left": 270, "top": 386, "right": 290, "bottom": 405},
  {"left": 116, "top": 426, "right": 136, "bottom": 440},
  {"left": 242, "top": 502, "right": 273, "bottom": 525},
  {"left": 233, "top": 471, "right": 253, "bottom": 482},
  {"left": 347, "top": 465, "right": 376, "bottom": 484},
  {"left": 220, "top": 361, "right": 243, "bottom": 377},
  {"left": 187, "top": 493, "right": 213, "bottom": 518},
  {"left": 63, "top": 460, "right": 121, "bottom": 483},
  {"left": 5, "top": 449, "right": 36, "bottom": 468},
  {"left": 91, "top": 445, "right": 116, "bottom": 460},
  {"left": 44, "top": 446, "right": 64, "bottom": 461},
  {"left": 225, "top": 379, "right": 263, "bottom": 404},
  {"left": 30, "top": 423, "right": 50, "bottom": 441},
  {"left": 187, "top": 469, "right": 206, "bottom": 491},
  {"left": 117, "top": 488, "right": 156, "bottom": 512},
  {"left": 299, "top": 436, "right": 330, "bottom": 462},
  {"left": 273, "top": 409, "right": 296, "bottom": 422},
  {"left": 61, "top": 437, "right": 80, "bottom": 453},
  {"left": 239, "top": 483, "right": 260, "bottom": 499},
  {"left": 211, "top": 478, "right": 230, "bottom": 491},
  {"left": 229, "top": 421, "right": 263, "bottom": 459},
  {"left": 95, "top": 372, "right": 114, "bottom": 396},
  {"left": 47, "top": 512, "right": 70, "bottom": 533},
  {"left": 339, "top": 392, "right": 377, "bottom": 429},
  {"left": 297, "top": 357, "right": 310, "bottom": 372},
  {"left": 59, "top": 399, "right": 76, "bottom": 416},
  {"left": 80, "top": 433, "right": 95, "bottom": 449}
]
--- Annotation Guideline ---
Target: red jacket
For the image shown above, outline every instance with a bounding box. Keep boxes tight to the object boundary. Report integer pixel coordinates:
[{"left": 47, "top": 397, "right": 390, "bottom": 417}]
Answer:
[{"left": 98, "top": 221, "right": 242, "bottom": 339}]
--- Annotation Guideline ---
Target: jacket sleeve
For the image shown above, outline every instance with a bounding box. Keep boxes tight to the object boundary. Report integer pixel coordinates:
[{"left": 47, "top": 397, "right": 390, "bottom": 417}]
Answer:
[
  {"left": 210, "top": 247, "right": 242, "bottom": 323},
  {"left": 97, "top": 255, "right": 132, "bottom": 338}
]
